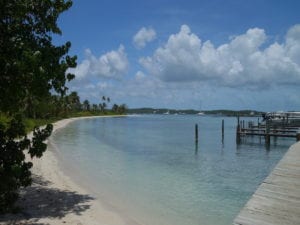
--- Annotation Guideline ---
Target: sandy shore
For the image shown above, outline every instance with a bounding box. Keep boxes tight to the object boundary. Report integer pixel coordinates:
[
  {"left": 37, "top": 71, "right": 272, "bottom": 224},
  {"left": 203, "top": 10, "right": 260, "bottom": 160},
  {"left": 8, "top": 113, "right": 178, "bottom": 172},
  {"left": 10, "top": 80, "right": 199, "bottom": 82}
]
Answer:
[{"left": 0, "top": 116, "right": 134, "bottom": 225}]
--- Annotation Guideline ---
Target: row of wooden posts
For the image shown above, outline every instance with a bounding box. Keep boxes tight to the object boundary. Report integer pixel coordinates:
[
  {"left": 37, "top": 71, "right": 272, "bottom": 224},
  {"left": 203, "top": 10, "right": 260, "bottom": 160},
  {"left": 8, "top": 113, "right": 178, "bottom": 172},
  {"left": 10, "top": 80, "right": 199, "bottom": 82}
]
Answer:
[
  {"left": 194, "top": 119, "right": 225, "bottom": 144},
  {"left": 236, "top": 116, "right": 300, "bottom": 144},
  {"left": 194, "top": 118, "right": 300, "bottom": 145}
]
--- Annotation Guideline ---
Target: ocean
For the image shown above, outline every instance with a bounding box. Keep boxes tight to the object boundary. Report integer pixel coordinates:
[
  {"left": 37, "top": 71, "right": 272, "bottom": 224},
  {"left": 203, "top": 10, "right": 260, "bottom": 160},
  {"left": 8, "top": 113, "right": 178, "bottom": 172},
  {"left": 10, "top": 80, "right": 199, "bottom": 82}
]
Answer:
[{"left": 49, "top": 115, "right": 294, "bottom": 225}]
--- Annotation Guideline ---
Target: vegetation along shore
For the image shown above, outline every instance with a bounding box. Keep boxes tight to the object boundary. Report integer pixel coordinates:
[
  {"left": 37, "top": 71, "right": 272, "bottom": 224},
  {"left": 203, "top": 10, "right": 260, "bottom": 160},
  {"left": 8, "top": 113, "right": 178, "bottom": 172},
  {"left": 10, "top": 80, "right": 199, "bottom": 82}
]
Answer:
[{"left": 0, "top": 0, "right": 126, "bottom": 218}]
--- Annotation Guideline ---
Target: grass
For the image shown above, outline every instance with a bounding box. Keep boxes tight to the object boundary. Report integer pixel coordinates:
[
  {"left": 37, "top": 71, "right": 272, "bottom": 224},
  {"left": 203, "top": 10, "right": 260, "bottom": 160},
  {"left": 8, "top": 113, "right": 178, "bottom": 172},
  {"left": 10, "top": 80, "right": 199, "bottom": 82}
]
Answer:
[
  {"left": 0, "top": 114, "right": 58, "bottom": 133},
  {"left": 24, "top": 118, "right": 58, "bottom": 133},
  {"left": 0, "top": 113, "right": 10, "bottom": 127},
  {"left": 68, "top": 111, "right": 120, "bottom": 118}
]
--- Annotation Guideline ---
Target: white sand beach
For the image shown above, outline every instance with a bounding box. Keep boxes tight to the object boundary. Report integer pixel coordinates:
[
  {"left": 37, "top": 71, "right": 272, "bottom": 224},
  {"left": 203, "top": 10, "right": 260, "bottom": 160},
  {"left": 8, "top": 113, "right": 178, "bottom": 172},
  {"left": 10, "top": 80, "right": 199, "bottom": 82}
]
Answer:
[{"left": 0, "top": 116, "right": 136, "bottom": 225}]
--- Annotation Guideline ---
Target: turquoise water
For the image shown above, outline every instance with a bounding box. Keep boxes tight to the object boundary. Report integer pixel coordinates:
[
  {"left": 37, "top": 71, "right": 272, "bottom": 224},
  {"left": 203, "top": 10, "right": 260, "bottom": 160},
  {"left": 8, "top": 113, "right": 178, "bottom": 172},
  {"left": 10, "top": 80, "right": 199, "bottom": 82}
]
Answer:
[{"left": 49, "top": 115, "right": 294, "bottom": 225}]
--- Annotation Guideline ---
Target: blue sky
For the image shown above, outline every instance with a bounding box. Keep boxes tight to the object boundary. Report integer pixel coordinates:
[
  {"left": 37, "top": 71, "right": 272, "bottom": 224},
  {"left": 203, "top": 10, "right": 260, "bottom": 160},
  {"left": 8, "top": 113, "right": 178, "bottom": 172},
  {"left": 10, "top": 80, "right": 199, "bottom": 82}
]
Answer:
[{"left": 55, "top": 0, "right": 300, "bottom": 111}]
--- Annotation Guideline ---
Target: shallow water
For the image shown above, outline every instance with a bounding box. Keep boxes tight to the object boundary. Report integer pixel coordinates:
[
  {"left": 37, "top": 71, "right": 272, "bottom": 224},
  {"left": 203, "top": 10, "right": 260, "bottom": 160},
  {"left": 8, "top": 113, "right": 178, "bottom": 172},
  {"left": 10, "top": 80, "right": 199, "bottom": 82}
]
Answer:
[{"left": 50, "top": 115, "right": 294, "bottom": 225}]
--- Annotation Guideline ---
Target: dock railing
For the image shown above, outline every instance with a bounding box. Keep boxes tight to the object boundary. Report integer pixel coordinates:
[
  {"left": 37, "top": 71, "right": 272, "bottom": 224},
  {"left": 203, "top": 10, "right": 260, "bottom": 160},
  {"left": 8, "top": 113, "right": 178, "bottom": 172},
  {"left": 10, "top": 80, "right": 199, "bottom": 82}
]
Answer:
[{"left": 236, "top": 117, "right": 300, "bottom": 144}]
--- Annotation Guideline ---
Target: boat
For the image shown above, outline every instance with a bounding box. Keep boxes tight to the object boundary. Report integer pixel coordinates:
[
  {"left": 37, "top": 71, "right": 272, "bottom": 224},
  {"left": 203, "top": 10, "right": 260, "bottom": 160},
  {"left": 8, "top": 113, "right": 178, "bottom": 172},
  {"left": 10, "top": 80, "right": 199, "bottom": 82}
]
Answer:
[{"left": 262, "top": 111, "right": 300, "bottom": 126}]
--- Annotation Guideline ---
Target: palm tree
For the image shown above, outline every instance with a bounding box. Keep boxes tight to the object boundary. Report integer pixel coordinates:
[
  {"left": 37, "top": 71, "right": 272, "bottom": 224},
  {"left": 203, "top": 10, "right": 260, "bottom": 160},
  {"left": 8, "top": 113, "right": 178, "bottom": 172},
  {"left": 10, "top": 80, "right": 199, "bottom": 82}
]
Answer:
[
  {"left": 118, "top": 104, "right": 127, "bottom": 114},
  {"left": 102, "top": 102, "right": 107, "bottom": 112},
  {"left": 99, "top": 103, "right": 104, "bottom": 112},
  {"left": 92, "top": 104, "right": 98, "bottom": 111},
  {"left": 112, "top": 104, "right": 118, "bottom": 113},
  {"left": 83, "top": 99, "right": 90, "bottom": 111},
  {"left": 68, "top": 91, "right": 81, "bottom": 111}
]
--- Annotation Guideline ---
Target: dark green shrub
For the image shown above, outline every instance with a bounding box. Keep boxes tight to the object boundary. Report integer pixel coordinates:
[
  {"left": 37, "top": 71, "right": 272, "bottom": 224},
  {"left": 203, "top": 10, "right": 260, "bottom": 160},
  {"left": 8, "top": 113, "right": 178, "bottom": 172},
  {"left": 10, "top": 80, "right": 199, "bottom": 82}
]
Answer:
[{"left": 0, "top": 115, "right": 52, "bottom": 213}]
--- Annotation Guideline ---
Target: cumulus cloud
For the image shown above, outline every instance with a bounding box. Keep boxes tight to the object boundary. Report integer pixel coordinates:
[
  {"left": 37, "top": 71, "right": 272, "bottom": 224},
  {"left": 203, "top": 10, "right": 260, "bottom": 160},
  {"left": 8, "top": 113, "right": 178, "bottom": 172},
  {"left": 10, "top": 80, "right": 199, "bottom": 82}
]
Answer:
[
  {"left": 133, "top": 27, "right": 157, "bottom": 49},
  {"left": 140, "top": 24, "right": 300, "bottom": 87},
  {"left": 68, "top": 45, "right": 129, "bottom": 80},
  {"left": 135, "top": 71, "right": 147, "bottom": 80},
  {"left": 67, "top": 24, "right": 300, "bottom": 110}
]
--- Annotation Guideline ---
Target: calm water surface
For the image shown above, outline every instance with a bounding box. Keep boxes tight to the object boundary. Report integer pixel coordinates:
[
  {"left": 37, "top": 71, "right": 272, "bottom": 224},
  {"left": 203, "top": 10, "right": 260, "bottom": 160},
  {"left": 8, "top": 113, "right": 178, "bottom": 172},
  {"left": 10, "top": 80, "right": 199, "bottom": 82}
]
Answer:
[{"left": 49, "top": 115, "right": 294, "bottom": 225}]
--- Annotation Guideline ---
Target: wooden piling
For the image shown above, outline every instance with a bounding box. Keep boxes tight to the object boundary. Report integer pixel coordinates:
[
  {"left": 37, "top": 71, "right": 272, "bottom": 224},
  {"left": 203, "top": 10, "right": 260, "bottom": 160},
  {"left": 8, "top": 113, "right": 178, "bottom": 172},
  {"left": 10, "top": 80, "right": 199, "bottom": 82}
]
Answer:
[
  {"left": 297, "top": 131, "right": 300, "bottom": 142},
  {"left": 222, "top": 119, "right": 224, "bottom": 139},
  {"left": 236, "top": 124, "right": 241, "bottom": 143},
  {"left": 195, "top": 124, "right": 198, "bottom": 143},
  {"left": 236, "top": 117, "right": 241, "bottom": 143},
  {"left": 266, "top": 121, "right": 270, "bottom": 145}
]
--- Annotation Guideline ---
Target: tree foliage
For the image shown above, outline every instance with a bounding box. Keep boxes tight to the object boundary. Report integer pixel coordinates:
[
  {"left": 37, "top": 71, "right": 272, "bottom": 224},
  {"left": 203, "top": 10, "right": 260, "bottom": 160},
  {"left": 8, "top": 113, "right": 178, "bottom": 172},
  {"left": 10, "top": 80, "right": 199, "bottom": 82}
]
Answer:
[
  {"left": 112, "top": 104, "right": 127, "bottom": 114},
  {"left": 0, "top": 116, "right": 53, "bottom": 213},
  {"left": 0, "top": 0, "right": 76, "bottom": 117},
  {"left": 0, "top": 0, "right": 76, "bottom": 213}
]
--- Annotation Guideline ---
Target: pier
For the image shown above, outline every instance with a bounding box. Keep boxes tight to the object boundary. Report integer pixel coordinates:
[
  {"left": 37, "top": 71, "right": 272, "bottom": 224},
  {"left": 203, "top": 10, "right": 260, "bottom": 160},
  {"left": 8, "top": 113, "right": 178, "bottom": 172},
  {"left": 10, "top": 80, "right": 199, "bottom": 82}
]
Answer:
[
  {"left": 234, "top": 113, "right": 300, "bottom": 224},
  {"left": 233, "top": 141, "right": 300, "bottom": 225},
  {"left": 236, "top": 117, "right": 300, "bottom": 144}
]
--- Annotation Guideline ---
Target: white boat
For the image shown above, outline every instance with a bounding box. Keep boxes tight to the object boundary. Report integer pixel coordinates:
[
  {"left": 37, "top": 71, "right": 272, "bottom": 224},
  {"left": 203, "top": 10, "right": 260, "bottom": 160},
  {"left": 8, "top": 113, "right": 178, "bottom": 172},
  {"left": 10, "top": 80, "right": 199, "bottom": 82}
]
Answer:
[{"left": 262, "top": 111, "right": 300, "bottom": 126}]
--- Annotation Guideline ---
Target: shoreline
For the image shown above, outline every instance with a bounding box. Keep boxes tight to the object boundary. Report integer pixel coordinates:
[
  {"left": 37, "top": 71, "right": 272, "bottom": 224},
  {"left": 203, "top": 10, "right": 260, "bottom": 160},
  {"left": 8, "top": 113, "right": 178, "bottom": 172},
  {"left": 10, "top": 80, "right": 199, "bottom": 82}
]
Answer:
[
  {"left": 0, "top": 115, "right": 134, "bottom": 225},
  {"left": 1, "top": 115, "right": 297, "bottom": 225}
]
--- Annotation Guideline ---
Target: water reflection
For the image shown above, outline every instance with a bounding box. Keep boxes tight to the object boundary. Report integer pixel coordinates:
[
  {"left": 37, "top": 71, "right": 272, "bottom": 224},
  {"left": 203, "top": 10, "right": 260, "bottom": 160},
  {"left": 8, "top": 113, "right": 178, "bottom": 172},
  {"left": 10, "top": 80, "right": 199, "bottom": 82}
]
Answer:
[{"left": 236, "top": 136, "right": 293, "bottom": 153}]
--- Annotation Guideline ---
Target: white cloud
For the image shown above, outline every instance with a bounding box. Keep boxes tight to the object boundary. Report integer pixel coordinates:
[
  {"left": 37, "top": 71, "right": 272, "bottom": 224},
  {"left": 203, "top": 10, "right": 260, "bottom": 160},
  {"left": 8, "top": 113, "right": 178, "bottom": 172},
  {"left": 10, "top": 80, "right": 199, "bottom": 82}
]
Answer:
[
  {"left": 96, "top": 81, "right": 109, "bottom": 90},
  {"left": 68, "top": 45, "right": 129, "bottom": 80},
  {"left": 133, "top": 27, "right": 157, "bottom": 49},
  {"left": 71, "top": 59, "right": 90, "bottom": 80},
  {"left": 135, "top": 71, "right": 146, "bottom": 80},
  {"left": 67, "top": 24, "right": 300, "bottom": 111},
  {"left": 285, "top": 24, "right": 300, "bottom": 65},
  {"left": 140, "top": 24, "right": 300, "bottom": 87}
]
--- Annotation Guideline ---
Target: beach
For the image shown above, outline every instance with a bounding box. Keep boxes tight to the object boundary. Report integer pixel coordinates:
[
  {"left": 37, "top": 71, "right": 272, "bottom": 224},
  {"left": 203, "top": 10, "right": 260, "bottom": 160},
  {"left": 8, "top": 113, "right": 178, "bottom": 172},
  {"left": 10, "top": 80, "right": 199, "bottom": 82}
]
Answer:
[
  {"left": 0, "top": 115, "right": 295, "bottom": 225},
  {"left": 0, "top": 116, "right": 133, "bottom": 225}
]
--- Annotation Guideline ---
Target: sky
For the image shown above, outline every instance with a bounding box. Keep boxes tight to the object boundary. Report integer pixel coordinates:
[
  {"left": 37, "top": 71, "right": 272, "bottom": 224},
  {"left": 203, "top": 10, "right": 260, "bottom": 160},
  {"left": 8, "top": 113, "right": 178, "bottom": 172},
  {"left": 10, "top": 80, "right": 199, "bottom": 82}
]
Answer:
[{"left": 54, "top": 0, "right": 300, "bottom": 111}]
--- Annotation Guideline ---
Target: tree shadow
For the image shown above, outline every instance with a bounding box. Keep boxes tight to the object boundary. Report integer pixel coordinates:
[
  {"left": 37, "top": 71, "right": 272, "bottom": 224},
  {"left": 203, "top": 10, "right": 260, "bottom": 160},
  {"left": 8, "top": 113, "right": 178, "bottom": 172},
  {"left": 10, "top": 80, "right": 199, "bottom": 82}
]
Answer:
[{"left": 0, "top": 175, "right": 95, "bottom": 224}]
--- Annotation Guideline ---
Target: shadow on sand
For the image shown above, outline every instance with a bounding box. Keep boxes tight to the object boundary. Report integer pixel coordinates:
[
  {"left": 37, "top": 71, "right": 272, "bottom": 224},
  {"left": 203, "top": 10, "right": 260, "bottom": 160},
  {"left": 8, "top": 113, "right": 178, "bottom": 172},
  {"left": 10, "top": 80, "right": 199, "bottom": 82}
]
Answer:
[{"left": 0, "top": 175, "right": 95, "bottom": 224}]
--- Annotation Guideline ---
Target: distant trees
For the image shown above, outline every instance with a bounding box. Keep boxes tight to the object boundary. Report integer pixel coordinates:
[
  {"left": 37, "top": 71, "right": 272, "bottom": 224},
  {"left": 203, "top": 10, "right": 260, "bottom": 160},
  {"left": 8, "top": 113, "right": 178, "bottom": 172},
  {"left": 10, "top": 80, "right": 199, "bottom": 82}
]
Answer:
[
  {"left": 112, "top": 104, "right": 118, "bottom": 113},
  {"left": 112, "top": 104, "right": 127, "bottom": 114},
  {"left": 99, "top": 96, "right": 109, "bottom": 113},
  {"left": 68, "top": 91, "right": 81, "bottom": 112},
  {"left": 30, "top": 92, "right": 127, "bottom": 116},
  {"left": 0, "top": 0, "right": 76, "bottom": 212},
  {"left": 47, "top": 93, "right": 127, "bottom": 115},
  {"left": 83, "top": 100, "right": 90, "bottom": 111},
  {"left": 92, "top": 104, "right": 98, "bottom": 112},
  {"left": 79, "top": 96, "right": 126, "bottom": 115}
]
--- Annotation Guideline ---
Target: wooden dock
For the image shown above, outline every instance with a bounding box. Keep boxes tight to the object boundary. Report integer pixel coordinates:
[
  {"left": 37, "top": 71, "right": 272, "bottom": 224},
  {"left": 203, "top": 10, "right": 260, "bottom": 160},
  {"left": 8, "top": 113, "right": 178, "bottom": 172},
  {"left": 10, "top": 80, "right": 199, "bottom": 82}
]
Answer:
[
  {"left": 233, "top": 141, "right": 300, "bottom": 225},
  {"left": 236, "top": 118, "right": 300, "bottom": 144}
]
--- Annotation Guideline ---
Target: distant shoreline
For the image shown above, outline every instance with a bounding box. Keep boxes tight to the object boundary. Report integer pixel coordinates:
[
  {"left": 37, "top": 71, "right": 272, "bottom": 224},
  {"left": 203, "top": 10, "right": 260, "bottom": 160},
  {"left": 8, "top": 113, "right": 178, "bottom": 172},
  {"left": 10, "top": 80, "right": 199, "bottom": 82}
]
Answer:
[{"left": 127, "top": 108, "right": 263, "bottom": 117}]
